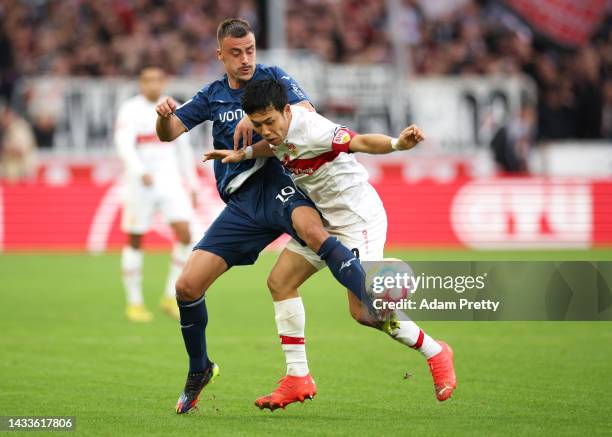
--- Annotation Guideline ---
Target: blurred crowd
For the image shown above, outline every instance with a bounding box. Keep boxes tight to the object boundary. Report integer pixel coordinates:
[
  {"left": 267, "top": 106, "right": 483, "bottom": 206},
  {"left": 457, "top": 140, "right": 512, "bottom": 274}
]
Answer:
[
  {"left": 402, "top": 0, "right": 611, "bottom": 142},
  {"left": 1, "top": 0, "right": 612, "bottom": 177},
  {"left": 0, "top": 0, "right": 259, "bottom": 96},
  {"left": 289, "top": 0, "right": 612, "bottom": 142},
  {"left": 0, "top": 0, "right": 259, "bottom": 174}
]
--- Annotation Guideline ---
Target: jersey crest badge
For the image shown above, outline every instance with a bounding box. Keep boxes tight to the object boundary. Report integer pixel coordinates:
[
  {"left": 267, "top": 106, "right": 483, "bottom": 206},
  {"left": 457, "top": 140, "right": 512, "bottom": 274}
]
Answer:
[{"left": 333, "top": 128, "right": 352, "bottom": 145}]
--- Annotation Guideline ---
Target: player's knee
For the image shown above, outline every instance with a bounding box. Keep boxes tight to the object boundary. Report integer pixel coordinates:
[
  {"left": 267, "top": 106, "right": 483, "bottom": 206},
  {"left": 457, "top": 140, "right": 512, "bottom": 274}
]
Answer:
[
  {"left": 297, "top": 222, "right": 327, "bottom": 252},
  {"left": 267, "top": 274, "right": 292, "bottom": 300},
  {"left": 175, "top": 276, "right": 203, "bottom": 301}
]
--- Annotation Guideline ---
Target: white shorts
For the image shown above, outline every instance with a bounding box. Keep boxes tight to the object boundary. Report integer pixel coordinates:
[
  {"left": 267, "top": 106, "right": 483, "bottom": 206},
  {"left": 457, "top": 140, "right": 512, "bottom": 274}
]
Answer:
[
  {"left": 285, "top": 208, "right": 387, "bottom": 270},
  {"left": 120, "top": 181, "right": 193, "bottom": 234}
]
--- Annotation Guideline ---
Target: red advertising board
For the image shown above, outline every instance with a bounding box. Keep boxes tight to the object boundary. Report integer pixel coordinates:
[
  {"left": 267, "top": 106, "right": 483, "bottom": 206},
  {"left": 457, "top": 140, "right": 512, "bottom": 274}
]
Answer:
[{"left": 1, "top": 163, "right": 611, "bottom": 251}]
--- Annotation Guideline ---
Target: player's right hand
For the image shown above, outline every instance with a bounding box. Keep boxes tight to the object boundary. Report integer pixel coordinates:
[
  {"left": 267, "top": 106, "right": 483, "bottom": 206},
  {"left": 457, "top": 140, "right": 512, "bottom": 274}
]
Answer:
[
  {"left": 233, "top": 116, "right": 254, "bottom": 150},
  {"left": 396, "top": 124, "right": 425, "bottom": 150},
  {"left": 156, "top": 97, "right": 177, "bottom": 118},
  {"left": 202, "top": 149, "right": 245, "bottom": 164},
  {"left": 141, "top": 173, "right": 153, "bottom": 186}
]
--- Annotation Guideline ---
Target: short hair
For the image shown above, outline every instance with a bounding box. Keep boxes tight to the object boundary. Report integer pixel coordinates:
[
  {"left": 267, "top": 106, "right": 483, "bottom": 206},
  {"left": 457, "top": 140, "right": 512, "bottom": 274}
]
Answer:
[
  {"left": 217, "top": 18, "right": 253, "bottom": 44},
  {"left": 139, "top": 65, "right": 165, "bottom": 77},
  {"left": 241, "top": 79, "right": 287, "bottom": 115}
]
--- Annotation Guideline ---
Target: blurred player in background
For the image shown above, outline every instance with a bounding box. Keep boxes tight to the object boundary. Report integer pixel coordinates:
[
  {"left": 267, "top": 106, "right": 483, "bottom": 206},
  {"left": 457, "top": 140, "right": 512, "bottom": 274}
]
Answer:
[
  {"left": 115, "top": 66, "right": 199, "bottom": 322},
  {"left": 205, "top": 79, "right": 457, "bottom": 406}
]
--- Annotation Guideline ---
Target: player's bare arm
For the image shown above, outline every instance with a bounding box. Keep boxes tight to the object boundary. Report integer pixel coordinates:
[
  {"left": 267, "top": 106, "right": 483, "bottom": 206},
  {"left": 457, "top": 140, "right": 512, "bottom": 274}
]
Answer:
[
  {"left": 156, "top": 97, "right": 187, "bottom": 141},
  {"left": 348, "top": 125, "right": 425, "bottom": 154},
  {"left": 203, "top": 139, "right": 274, "bottom": 163}
]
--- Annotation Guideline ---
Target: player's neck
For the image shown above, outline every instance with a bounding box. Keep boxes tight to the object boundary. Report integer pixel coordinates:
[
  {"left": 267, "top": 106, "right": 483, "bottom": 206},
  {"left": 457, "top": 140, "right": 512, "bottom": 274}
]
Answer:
[
  {"left": 227, "top": 76, "right": 246, "bottom": 90},
  {"left": 143, "top": 94, "right": 160, "bottom": 103}
]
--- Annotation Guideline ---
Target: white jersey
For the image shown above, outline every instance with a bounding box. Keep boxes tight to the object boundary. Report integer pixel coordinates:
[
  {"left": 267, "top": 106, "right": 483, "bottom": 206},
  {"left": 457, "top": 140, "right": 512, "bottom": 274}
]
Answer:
[
  {"left": 114, "top": 94, "right": 198, "bottom": 234},
  {"left": 270, "top": 105, "right": 384, "bottom": 227},
  {"left": 114, "top": 94, "right": 197, "bottom": 190}
]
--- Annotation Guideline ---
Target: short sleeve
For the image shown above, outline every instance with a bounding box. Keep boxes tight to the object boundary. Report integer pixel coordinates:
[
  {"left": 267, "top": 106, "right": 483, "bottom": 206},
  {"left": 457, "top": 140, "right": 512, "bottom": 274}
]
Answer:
[
  {"left": 301, "top": 111, "right": 357, "bottom": 153},
  {"left": 175, "top": 87, "right": 212, "bottom": 130},
  {"left": 272, "top": 67, "right": 310, "bottom": 104},
  {"left": 330, "top": 126, "right": 358, "bottom": 153}
]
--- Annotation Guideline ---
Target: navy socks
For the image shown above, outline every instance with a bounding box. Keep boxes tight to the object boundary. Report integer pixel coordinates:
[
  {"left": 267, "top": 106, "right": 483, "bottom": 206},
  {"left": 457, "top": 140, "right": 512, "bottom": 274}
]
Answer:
[
  {"left": 317, "top": 237, "right": 370, "bottom": 305},
  {"left": 177, "top": 295, "right": 211, "bottom": 374}
]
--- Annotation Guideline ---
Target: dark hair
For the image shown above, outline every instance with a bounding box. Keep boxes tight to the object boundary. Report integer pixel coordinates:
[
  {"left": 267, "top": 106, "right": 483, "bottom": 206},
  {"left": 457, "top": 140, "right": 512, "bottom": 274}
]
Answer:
[
  {"left": 241, "top": 79, "right": 287, "bottom": 115},
  {"left": 139, "top": 64, "right": 165, "bottom": 76},
  {"left": 217, "top": 18, "right": 253, "bottom": 43}
]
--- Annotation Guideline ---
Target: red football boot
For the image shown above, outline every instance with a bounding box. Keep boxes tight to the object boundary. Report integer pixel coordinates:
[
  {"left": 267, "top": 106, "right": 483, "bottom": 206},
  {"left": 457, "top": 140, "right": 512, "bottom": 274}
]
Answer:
[
  {"left": 427, "top": 341, "right": 457, "bottom": 401},
  {"left": 255, "top": 374, "right": 317, "bottom": 411}
]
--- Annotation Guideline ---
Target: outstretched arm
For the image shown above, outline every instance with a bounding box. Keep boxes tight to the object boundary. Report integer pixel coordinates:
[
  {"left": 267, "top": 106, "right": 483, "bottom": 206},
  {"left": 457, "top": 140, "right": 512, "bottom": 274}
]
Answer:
[
  {"left": 203, "top": 139, "right": 274, "bottom": 163},
  {"left": 348, "top": 125, "right": 425, "bottom": 154}
]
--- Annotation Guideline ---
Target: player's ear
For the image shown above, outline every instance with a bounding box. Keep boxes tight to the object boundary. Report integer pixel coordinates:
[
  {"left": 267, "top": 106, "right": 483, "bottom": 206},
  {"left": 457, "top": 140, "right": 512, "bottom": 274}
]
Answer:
[
  {"left": 216, "top": 47, "right": 222, "bottom": 60},
  {"left": 284, "top": 104, "right": 291, "bottom": 115}
]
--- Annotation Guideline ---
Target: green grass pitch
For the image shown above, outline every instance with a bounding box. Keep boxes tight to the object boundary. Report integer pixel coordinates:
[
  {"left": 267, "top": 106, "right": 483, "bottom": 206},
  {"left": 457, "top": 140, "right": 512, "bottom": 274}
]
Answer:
[{"left": 1, "top": 249, "right": 611, "bottom": 436}]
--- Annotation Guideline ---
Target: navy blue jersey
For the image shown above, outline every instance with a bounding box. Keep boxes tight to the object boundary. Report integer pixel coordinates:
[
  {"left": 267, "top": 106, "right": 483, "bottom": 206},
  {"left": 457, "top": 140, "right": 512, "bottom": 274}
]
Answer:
[{"left": 175, "top": 64, "right": 309, "bottom": 202}]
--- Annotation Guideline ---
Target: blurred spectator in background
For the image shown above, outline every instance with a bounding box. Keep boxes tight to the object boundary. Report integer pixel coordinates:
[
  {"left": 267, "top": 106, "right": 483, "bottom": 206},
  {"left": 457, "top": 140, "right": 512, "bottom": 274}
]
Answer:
[
  {"left": 0, "top": 103, "right": 37, "bottom": 182},
  {"left": 1, "top": 0, "right": 611, "bottom": 143},
  {"left": 286, "top": 0, "right": 391, "bottom": 63},
  {"left": 0, "top": 0, "right": 260, "bottom": 77},
  {"left": 602, "top": 79, "right": 612, "bottom": 139},
  {"left": 0, "top": 20, "right": 16, "bottom": 102},
  {"left": 286, "top": 0, "right": 611, "bottom": 142},
  {"left": 491, "top": 103, "right": 535, "bottom": 173}
]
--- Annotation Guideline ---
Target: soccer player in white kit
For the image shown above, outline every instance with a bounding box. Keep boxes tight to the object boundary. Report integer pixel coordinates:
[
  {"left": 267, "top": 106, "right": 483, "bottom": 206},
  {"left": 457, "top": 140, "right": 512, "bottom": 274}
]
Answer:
[
  {"left": 115, "top": 67, "right": 199, "bottom": 322},
  {"left": 205, "top": 79, "right": 457, "bottom": 408}
]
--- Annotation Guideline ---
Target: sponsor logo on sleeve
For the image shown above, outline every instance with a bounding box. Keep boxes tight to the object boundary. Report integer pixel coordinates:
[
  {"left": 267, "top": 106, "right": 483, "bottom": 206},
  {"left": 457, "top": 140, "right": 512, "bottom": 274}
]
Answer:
[{"left": 333, "top": 127, "right": 352, "bottom": 145}]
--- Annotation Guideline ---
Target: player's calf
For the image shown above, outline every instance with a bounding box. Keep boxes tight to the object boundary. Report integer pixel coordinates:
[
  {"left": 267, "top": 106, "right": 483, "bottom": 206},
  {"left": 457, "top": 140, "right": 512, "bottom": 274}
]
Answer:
[
  {"left": 318, "top": 237, "right": 373, "bottom": 307},
  {"left": 347, "top": 290, "right": 385, "bottom": 329}
]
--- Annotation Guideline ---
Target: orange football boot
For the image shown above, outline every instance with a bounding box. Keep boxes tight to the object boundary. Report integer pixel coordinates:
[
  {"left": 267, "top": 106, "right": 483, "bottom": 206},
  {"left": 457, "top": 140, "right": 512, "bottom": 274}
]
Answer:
[
  {"left": 427, "top": 341, "right": 457, "bottom": 401},
  {"left": 255, "top": 374, "right": 317, "bottom": 411}
]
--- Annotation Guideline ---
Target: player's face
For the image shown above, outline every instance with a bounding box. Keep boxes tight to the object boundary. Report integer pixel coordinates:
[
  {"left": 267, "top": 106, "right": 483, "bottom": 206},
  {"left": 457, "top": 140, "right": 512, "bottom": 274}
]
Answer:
[
  {"left": 139, "top": 68, "right": 166, "bottom": 102},
  {"left": 217, "top": 33, "right": 256, "bottom": 87},
  {"left": 248, "top": 105, "right": 291, "bottom": 146}
]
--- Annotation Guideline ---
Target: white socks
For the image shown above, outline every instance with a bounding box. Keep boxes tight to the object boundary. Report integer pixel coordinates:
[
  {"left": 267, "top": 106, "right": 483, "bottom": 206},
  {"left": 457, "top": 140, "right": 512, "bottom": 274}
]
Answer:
[
  {"left": 121, "top": 246, "right": 143, "bottom": 305},
  {"left": 165, "top": 243, "right": 191, "bottom": 298},
  {"left": 389, "top": 320, "right": 442, "bottom": 359},
  {"left": 274, "top": 297, "right": 309, "bottom": 377}
]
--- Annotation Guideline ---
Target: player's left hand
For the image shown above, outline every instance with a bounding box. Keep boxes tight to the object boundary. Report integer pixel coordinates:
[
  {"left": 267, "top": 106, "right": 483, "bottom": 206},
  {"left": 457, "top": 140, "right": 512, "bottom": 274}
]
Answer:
[
  {"left": 396, "top": 125, "right": 425, "bottom": 150},
  {"left": 202, "top": 149, "right": 245, "bottom": 164},
  {"left": 233, "top": 116, "right": 254, "bottom": 150}
]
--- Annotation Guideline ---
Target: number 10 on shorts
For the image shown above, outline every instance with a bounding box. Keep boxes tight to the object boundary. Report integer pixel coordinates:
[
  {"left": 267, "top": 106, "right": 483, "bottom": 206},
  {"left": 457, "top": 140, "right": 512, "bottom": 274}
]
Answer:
[{"left": 276, "top": 186, "right": 296, "bottom": 204}]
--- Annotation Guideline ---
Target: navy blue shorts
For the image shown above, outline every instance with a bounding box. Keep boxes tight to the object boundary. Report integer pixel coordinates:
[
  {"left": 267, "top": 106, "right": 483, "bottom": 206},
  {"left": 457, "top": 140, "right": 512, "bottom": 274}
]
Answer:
[{"left": 194, "top": 159, "right": 316, "bottom": 267}]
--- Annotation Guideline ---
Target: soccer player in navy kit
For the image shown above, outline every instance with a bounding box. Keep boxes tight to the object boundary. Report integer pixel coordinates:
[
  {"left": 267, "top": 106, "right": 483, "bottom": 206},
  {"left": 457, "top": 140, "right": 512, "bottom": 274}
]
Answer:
[{"left": 156, "top": 19, "right": 374, "bottom": 414}]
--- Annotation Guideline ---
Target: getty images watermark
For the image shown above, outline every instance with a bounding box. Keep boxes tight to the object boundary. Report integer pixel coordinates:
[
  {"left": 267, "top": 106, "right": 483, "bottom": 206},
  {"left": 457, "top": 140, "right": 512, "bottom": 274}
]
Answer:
[
  {"left": 369, "top": 265, "right": 498, "bottom": 312},
  {"left": 362, "top": 260, "right": 612, "bottom": 321}
]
